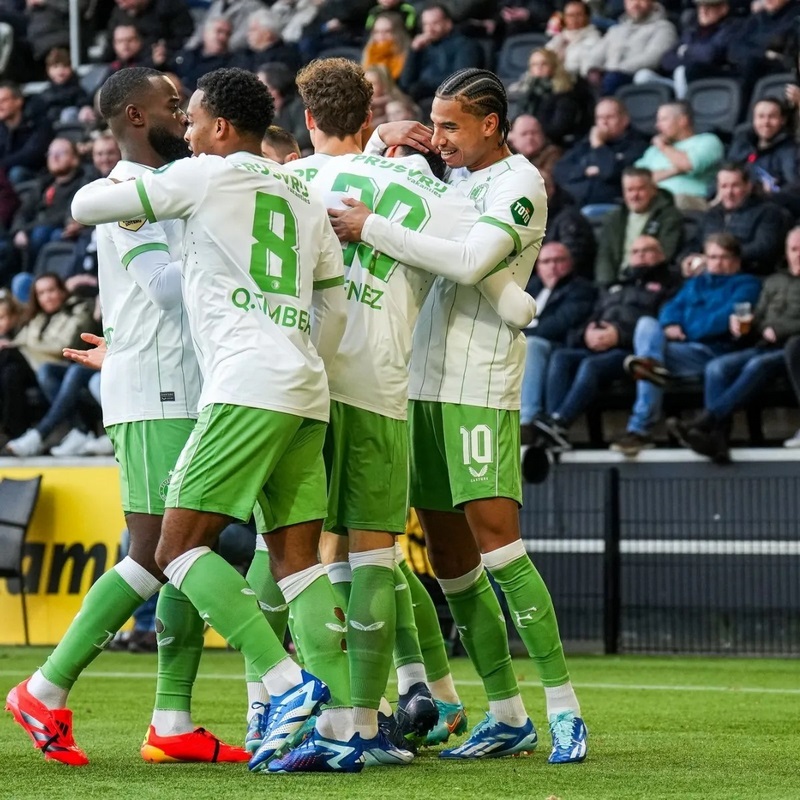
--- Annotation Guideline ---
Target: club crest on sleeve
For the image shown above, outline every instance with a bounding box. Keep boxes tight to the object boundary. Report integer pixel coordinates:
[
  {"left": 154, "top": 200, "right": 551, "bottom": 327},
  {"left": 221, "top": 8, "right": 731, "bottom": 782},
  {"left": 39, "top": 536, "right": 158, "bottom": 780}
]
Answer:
[{"left": 119, "top": 218, "right": 146, "bottom": 232}]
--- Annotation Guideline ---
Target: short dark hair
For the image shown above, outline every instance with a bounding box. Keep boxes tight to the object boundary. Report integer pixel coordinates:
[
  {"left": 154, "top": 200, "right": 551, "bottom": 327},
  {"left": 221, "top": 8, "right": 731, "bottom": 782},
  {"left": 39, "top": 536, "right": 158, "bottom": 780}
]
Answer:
[
  {"left": 436, "top": 68, "right": 510, "bottom": 145},
  {"left": 197, "top": 67, "right": 275, "bottom": 139},
  {"left": 295, "top": 58, "right": 373, "bottom": 138},
  {"left": 257, "top": 63, "right": 295, "bottom": 97},
  {"left": 98, "top": 67, "right": 162, "bottom": 120},
  {"left": 716, "top": 161, "right": 750, "bottom": 182},
  {"left": 45, "top": 48, "right": 71, "bottom": 68},
  {"left": 662, "top": 99, "right": 694, "bottom": 126},
  {"left": 705, "top": 232, "right": 741, "bottom": 258},
  {"left": 622, "top": 166, "right": 654, "bottom": 182},
  {"left": 391, "top": 144, "right": 447, "bottom": 180},
  {"left": 423, "top": 2, "right": 453, "bottom": 20},
  {"left": 262, "top": 125, "right": 300, "bottom": 160},
  {"left": 0, "top": 80, "right": 22, "bottom": 99}
]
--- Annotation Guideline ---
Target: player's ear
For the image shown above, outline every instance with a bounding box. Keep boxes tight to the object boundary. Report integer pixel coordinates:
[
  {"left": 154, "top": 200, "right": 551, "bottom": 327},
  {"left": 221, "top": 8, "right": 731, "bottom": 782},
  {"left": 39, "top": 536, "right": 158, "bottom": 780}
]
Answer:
[
  {"left": 385, "top": 145, "right": 400, "bottom": 158},
  {"left": 125, "top": 102, "right": 145, "bottom": 128},
  {"left": 304, "top": 108, "right": 315, "bottom": 132},
  {"left": 483, "top": 112, "right": 499, "bottom": 138},
  {"left": 362, "top": 108, "right": 374, "bottom": 131},
  {"left": 215, "top": 116, "right": 228, "bottom": 140}
]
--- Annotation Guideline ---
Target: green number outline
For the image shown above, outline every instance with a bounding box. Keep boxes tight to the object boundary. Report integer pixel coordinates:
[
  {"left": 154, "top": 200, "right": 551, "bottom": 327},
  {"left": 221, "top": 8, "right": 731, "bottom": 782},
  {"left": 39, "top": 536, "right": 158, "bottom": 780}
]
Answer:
[{"left": 248, "top": 191, "right": 300, "bottom": 298}]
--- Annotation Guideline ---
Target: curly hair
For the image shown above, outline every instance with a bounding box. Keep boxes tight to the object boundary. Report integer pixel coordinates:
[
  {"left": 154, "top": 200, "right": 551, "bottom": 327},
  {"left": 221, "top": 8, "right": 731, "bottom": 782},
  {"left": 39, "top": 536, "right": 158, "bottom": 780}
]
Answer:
[
  {"left": 436, "top": 68, "right": 510, "bottom": 145},
  {"left": 98, "top": 67, "right": 162, "bottom": 120},
  {"left": 295, "top": 58, "right": 373, "bottom": 138},
  {"left": 196, "top": 67, "right": 274, "bottom": 139}
]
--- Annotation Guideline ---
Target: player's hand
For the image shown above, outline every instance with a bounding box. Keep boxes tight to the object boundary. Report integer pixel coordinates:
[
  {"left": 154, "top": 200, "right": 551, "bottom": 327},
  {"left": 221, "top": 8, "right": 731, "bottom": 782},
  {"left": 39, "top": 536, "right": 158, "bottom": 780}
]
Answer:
[
  {"left": 376, "top": 121, "right": 433, "bottom": 153},
  {"left": 329, "top": 198, "right": 371, "bottom": 242},
  {"left": 63, "top": 333, "right": 107, "bottom": 370}
]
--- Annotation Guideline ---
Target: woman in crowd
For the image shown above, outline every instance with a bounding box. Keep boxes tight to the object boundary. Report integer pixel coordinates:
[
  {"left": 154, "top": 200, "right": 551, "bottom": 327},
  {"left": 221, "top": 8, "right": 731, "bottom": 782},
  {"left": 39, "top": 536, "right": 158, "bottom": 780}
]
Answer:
[
  {"left": 510, "top": 47, "right": 593, "bottom": 147},
  {"left": 545, "top": 1, "right": 601, "bottom": 78},
  {"left": 4, "top": 272, "right": 99, "bottom": 457},
  {"left": 365, "top": 64, "right": 411, "bottom": 127},
  {"left": 362, "top": 10, "right": 409, "bottom": 81}
]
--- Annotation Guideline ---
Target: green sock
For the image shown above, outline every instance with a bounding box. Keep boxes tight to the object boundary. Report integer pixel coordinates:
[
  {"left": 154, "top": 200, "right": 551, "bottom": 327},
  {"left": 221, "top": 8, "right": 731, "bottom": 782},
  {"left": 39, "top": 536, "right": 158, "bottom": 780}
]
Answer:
[
  {"left": 286, "top": 574, "right": 350, "bottom": 707},
  {"left": 348, "top": 565, "right": 396, "bottom": 709},
  {"left": 398, "top": 558, "right": 451, "bottom": 682},
  {"left": 392, "top": 564, "right": 423, "bottom": 668},
  {"left": 444, "top": 570, "right": 519, "bottom": 701},
  {"left": 330, "top": 578, "right": 351, "bottom": 612},
  {"left": 178, "top": 551, "right": 287, "bottom": 678},
  {"left": 41, "top": 568, "right": 147, "bottom": 690},
  {"left": 487, "top": 555, "right": 569, "bottom": 687},
  {"left": 154, "top": 583, "right": 204, "bottom": 712}
]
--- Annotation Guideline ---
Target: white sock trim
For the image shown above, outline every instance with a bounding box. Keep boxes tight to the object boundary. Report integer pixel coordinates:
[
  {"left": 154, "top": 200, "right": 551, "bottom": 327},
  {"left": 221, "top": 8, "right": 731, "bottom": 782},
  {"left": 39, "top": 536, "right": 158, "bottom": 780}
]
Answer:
[
  {"left": 325, "top": 561, "right": 352, "bottom": 585},
  {"left": 481, "top": 539, "right": 527, "bottom": 572},
  {"left": 394, "top": 542, "right": 405, "bottom": 564},
  {"left": 114, "top": 555, "right": 163, "bottom": 599},
  {"left": 438, "top": 563, "right": 484, "bottom": 595},
  {"left": 349, "top": 547, "right": 396, "bottom": 571},
  {"left": 277, "top": 563, "right": 326, "bottom": 604},
  {"left": 396, "top": 663, "right": 427, "bottom": 695},
  {"left": 255, "top": 535, "right": 268, "bottom": 552},
  {"left": 161, "top": 546, "right": 211, "bottom": 590}
]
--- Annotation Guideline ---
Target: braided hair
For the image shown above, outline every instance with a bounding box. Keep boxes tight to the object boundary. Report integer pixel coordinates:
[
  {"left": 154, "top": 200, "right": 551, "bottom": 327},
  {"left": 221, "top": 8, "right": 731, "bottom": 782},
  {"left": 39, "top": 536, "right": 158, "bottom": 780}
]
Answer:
[{"left": 435, "top": 68, "right": 510, "bottom": 146}]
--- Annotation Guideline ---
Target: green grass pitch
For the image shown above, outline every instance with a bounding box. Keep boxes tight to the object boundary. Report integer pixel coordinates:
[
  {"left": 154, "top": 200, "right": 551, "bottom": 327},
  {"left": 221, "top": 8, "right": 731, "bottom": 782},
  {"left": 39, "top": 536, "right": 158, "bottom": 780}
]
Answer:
[{"left": 0, "top": 648, "right": 797, "bottom": 800}]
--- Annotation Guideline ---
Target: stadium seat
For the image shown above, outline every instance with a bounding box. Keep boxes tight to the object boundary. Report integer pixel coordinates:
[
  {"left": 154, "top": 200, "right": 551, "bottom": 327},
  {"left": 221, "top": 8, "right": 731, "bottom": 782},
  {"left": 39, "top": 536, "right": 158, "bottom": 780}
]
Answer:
[
  {"left": 748, "top": 72, "right": 794, "bottom": 118},
  {"left": 686, "top": 78, "right": 741, "bottom": 135},
  {"left": 497, "top": 32, "right": 548, "bottom": 84},
  {"left": 53, "top": 121, "right": 88, "bottom": 144},
  {"left": 681, "top": 209, "right": 705, "bottom": 248},
  {"left": 0, "top": 475, "right": 42, "bottom": 646},
  {"left": 473, "top": 36, "right": 496, "bottom": 71},
  {"left": 21, "top": 81, "right": 48, "bottom": 97},
  {"left": 316, "top": 46, "right": 363, "bottom": 63},
  {"left": 616, "top": 82, "right": 674, "bottom": 136},
  {"left": 33, "top": 241, "right": 77, "bottom": 279},
  {"left": 12, "top": 179, "right": 39, "bottom": 211},
  {"left": 78, "top": 63, "right": 111, "bottom": 98}
]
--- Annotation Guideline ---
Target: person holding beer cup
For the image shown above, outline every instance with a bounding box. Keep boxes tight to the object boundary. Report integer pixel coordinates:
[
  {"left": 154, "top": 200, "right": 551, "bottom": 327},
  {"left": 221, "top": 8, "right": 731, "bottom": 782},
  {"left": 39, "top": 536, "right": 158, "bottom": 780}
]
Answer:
[{"left": 667, "top": 227, "right": 800, "bottom": 461}]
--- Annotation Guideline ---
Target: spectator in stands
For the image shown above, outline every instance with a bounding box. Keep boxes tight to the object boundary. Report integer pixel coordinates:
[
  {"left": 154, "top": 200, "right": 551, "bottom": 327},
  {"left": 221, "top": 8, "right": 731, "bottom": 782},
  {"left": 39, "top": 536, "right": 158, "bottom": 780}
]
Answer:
[
  {"left": 25, "top": 0, "right": 88, "bottom": 63},
  {"left": 542, "top": 170, "right": 596, "bottom": 278},
  {"left": 681, "top": 162, "right": 791, "bottom": 276},
  {"left": 545, "top": 0, "right": 600, "bottom": 77},
  {"left": 89, "top": 132, "right": 121, "bottom": 179},
  {"left": 669, "top": 226, "right": 800, "bottom": 461},
  {"left": 509, "top": 47, "right": 593, "bottom": 146},
  {"left": 552, "top": 97, "right": 648, "bottom": 208},
  {"left": 635, "top": 100, "right": 724, "bottom": 211},
  {"left": 398, "top": 4, "right": 482, "bottom": 102},
  {"left": 184, "top": 0, "right": 261, "bottom": 52},
  {"left": 728, "top": 0, "right": 800, "bottom": 109},
  {"left": 613, "top": 233, "right": 761, "bottom": 455},
  {"left": 534, "top": 235, "right": 679, "bottom": 450},
  {"left": 585, "top": 0, "right": 677, "bottom": 95},
  {"left": 269, "top": 0, "right": 320, "bottom": 45},
  {"left": 5, "top": 272, "right": 99, "bottom": 456},
  {"left": 656, "top": 0, "right": 740, "bottom": 98},
  {"left": 104, "top": 0, "right": 194, "bottom": 63},
  {"left": 298, "top": 0, "right": 373, "bottom": 61},
  {"left": 595, "top": 166, "right": 683, "bottom": 286},
  {"left": 28, "top": 48, "right": 92, "bottom": 125},
  {"left": 262, "top": 125, "right": 301, "bottom": 163},
  {"left": 508, "top": 113, "right": 562, "bottom": 175},
  {"left": 108, "top": 24, "right": 152, "bottom": 71},
  {"left": 366, "top": 0, "right": 417, "bottom": 34},
  {"left": 494, "top": 1, "right": 556, "bottom": 38},
  {"left": 365, "top": 65, "right": 409, "bottom": 128},
  {"left": 0, "top": 168, "right": 19, "bottom": 287},
  {"left": 256, "top": 63, "right": 311, "bottom": 153},
  {"left": 177, "top": 16, "right": 234, "bottom": 91},
  {"left": 362, "top": 10, "right": 410, "bottom": 80},
  {"left": 231, "top": 9, "right": 301, "bottom": 75},
  {"left": 520, "top": 241, "right": 596, "bottom": 442},
  {"left": 727, "top": 98, "right": 798, "bottom": 194},
  {"left": 11, "top": 137, "right": 89, "bottom": 268},
  {"left": 385, "top": 95, "right": 422, "bottom": 121},
  {"left": 0, "top": 273, "right": 93, "bottom": 447},
  {"left": 0, "top": 290, "right": 42, "bottom": 441},
  {"left": 0, "top": 81, "right": 52, "bottom": 184}
]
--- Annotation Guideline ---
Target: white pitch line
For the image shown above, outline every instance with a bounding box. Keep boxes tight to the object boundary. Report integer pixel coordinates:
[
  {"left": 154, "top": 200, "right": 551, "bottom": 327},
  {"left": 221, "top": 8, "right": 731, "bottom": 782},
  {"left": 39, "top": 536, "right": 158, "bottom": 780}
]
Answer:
[{"left": 0, "top": 671, "right": 797, "bottom": 695}]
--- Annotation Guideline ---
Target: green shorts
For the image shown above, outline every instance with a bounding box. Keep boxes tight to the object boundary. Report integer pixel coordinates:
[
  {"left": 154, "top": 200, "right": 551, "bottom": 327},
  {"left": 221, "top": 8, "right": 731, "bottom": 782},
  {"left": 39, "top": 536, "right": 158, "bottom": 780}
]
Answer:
[
  {"left": 324, "top": 400, "right": 409, "bottom": 535},
  {"left": 166, "top": 403, "right": 328, "bottom": 532},
  {"left": 408, "top": 400, "right": 522, "bottom": 512},
  {"left": 107, "top": 418, "right": 196, "bottom": 515}
]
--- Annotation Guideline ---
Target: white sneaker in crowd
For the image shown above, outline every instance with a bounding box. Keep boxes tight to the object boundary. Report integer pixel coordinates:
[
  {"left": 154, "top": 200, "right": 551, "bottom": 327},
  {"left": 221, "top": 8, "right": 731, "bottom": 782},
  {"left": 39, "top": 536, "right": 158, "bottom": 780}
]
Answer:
[
  {"left": 5, "top": 428, "right": 44, "bottom": 457},
  {"left": 80, "top": 434, "right": 114, "bottom": 456},
  {"left": 50, "top": 429, "right": 92, "bottom": 457},
  {"left": 783, "top": 429, "right": 800, "bottom": 448}
]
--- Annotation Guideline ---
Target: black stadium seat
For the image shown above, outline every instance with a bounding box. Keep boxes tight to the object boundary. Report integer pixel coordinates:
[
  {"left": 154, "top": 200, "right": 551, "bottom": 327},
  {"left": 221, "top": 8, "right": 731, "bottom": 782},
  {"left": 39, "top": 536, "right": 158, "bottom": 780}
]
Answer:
[
  {"left": 748, "top": 72, "right": 794, "bottom": 118},
  {"left": 686, "top": 78, "right": 741, "bottom": 135},
  {"left": 497, "top": 32, "right": 548, "bottom": 85},
  {"left": 33, "top": 241, "right": 77, "bottom": 279},
  {"left": 616, "top": 82, "right": 674, "bottom": 136}
]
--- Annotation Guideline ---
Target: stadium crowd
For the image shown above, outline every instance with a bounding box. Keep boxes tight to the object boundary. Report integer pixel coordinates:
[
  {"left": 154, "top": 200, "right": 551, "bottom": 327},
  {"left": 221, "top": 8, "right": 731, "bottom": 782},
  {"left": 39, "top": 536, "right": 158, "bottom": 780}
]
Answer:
[{"left": 2, "top": 0, "right": 800, "bottom": 461}]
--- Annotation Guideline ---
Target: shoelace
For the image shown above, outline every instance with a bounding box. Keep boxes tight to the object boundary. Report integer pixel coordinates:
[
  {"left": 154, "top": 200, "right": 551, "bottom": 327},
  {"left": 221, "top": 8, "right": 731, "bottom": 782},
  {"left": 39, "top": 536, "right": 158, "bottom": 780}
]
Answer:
[
  {"left": 250, "top": 701, "right": 268, "bottom": 717},
  {"left": 550, "top": 713, "right": 575, "bottom": 750},
  {"left": 469, "top": 712, "right": 497, "bottom": 738}
]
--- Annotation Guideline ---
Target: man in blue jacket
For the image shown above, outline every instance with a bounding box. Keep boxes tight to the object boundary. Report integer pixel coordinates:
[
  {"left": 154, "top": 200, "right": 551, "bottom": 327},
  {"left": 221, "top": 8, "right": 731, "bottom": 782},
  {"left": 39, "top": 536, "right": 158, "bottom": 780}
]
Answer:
[{"left": 611, "top": 232, "right": 761, "bottom": 455}]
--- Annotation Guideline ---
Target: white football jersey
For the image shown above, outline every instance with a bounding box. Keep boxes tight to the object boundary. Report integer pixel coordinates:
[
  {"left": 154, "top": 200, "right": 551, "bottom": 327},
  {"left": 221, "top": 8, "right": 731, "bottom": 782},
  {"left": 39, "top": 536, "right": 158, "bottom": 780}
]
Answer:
[
  {"left": 409, "top": 155, "right": 547, "bottom": 409},
  {"left": 292, "top": 152, "right": 334, "bottom": 184},
  {"left": 133, "top": 152, "right": 344, "bottom": 421},
  {"left": 98, "top": 160, "right": 201, "bottom": 425},
  {"left": 309, "top": 152, "right": 479, "bottom": 420}
]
